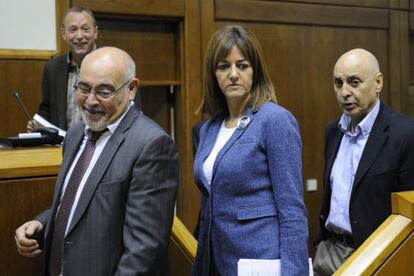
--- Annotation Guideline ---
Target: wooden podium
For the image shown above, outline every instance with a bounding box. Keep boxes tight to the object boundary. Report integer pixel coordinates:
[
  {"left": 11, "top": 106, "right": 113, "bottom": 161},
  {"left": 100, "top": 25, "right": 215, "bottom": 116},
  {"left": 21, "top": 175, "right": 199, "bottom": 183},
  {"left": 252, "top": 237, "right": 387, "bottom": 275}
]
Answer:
[{"left": 0, "top": 146, "right": 62, "bottom": 275}]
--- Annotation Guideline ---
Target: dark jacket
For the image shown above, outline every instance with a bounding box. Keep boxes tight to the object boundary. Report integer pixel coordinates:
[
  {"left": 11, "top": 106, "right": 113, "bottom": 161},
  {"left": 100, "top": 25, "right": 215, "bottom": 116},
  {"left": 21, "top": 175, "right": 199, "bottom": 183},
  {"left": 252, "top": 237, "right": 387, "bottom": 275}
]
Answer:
[
  {"left": 318, "top": 102, "right": 414, "bottom": 248},
  {"left": 38, "top": 54, "right": 70, "bottom": 130}
]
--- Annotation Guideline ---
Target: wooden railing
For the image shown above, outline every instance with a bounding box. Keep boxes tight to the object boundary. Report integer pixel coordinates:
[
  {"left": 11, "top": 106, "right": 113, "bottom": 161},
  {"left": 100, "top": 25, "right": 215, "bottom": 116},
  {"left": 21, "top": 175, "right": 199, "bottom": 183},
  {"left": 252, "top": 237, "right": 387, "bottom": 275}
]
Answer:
[
  {"left": 171, "top": 216, "right": 197, "bottom": 262},
  {"left": 169, "top": 216, "right": 197, "bottom": 275},
  {"left": 167, "top": 215, "right": 197, "bottom": 276},
  {"left": 334, "top": 191, "right": 414, "bottom": 275}
]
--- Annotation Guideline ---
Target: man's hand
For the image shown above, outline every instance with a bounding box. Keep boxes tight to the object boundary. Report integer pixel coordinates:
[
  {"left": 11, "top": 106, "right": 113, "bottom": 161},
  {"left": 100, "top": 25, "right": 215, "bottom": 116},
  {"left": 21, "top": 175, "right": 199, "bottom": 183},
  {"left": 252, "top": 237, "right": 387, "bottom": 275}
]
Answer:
[
  {"left": 15, "top": 220, "right": 44, "bottom": 257},
  {"left": 26, "top": 120, "right": 42, "bottom": 132}
]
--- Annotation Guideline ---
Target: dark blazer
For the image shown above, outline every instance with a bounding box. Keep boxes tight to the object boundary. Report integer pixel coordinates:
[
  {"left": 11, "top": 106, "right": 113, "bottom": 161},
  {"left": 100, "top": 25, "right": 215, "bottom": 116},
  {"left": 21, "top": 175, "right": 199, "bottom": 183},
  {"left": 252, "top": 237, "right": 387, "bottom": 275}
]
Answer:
[
  {"left": 318, "top": 102, "right": 414, "bottom": 248},
  {"left": 193, "top": 102, "right": 309, "bottom": 276},
  {"left": 191, "top": 120, "right": 206, "bottom": 240},
  {"left": 191, "top": 120, "right": 206, "bottom": 157},
  {"left": 36, "top": 107, "right": 179, "bottom": 275},
  {"left": 38, "top": 54, "right": 70, "bottom": 130}
]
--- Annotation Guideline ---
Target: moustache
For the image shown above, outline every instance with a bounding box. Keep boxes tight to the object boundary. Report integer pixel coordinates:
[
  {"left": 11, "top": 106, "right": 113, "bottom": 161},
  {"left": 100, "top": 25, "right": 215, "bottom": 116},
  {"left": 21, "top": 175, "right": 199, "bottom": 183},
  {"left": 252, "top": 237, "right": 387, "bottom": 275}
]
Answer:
[{"left": 82, "top": 105, "right": 105, "bottom": 114}]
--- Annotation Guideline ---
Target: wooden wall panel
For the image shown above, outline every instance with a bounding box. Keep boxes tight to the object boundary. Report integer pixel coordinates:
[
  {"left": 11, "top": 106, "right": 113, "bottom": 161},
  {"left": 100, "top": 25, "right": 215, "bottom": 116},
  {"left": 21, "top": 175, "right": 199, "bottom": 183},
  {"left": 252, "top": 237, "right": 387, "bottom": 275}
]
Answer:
[
  {"left": 0, "top": 177, "right": 56, "bottom": 276},
  {"left": 410, "top": 31, "right": 414, "bottom": 117},
  {"left": 216, "top": 0, "right": 389, "bottom": 28},
  {"left": 169, "top": 238, "right": 193, "bottom": 276},
  {"left": 277, "top": 0, "right": 406, "bottom": 10},
  {"left": 271, "top": 0, "right": 390, "bottom": 8},
  {"left": 139, "top": 86, "right": 172, "bottom": 134},
  {"left": 389, "top": 10, "right": 410, "bottom": 113},
  {"left": 96, "top": 17, "right": 179, "bottom": 84},
  {"left": 375, "top": 231, "right": 414, "bottom": 275},
  {"left": 72, "top": 0, "right": 185, "bottom": 17},
  {"left": 174, "top": 0, "right": 203, "bottom": 234},
  {"left": 0, "top": 60, "right": 46, "bottom": 137}
]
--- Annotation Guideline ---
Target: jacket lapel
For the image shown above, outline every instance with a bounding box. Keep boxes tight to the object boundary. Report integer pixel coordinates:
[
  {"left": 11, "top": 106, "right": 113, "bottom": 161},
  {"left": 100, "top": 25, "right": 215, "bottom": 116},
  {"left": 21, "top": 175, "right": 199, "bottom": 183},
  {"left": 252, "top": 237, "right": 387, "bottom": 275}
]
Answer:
[
  {"left": 210, "top": 109, "right": 255, "bottom": 185},
  {"left": 197, "top": 108, "right": 255, "bottom": 192},
  {"left": 352, "top": 103, "right": 389, "bottom": 192},
  {"left": 324, "top": 127, "right": 343, "bottom": 190},
  {"left": 66, "top": 107, "right": 139, "bottom": 236},
  {"left": 197, "top": 117, "right": 222, "bottom": 193}
]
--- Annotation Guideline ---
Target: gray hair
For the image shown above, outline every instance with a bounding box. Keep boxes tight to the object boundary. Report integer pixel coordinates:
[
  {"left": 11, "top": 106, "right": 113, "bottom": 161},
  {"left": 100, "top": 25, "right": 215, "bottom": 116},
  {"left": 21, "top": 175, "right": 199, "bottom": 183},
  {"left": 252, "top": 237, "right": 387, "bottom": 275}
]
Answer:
[{"left": 62, "top": 6, "right": 96, "bottom": 28}]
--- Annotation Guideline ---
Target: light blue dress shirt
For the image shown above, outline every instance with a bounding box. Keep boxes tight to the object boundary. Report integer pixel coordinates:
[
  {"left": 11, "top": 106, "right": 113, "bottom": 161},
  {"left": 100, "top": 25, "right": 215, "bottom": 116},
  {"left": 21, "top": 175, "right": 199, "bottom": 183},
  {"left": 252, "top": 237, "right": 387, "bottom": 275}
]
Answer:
[{"left": 326, "top": 100, "right": 380, "bottom": 234}]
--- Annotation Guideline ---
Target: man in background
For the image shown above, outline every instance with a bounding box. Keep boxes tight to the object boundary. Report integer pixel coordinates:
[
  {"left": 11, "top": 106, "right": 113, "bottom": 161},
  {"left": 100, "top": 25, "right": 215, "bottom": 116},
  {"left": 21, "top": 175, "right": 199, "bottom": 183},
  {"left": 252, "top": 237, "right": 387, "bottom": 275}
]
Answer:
[
  {"left": 28, "top": 6, "right": 98, "bottom": 131},
  {"left": 313, "top": 48, "right": 414, "bottom": 275},
  {"left": 16, "top": 47, "right": 179, "bottom": 275}
]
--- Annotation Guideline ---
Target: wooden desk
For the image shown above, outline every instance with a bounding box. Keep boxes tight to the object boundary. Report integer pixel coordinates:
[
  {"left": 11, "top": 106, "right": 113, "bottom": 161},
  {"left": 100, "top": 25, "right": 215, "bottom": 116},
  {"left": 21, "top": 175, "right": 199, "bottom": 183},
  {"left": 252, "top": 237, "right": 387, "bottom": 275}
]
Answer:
[
  {"left": 0, "top": 146, "right": 62, "bottom": 178},
  {"left": 0, "top": 146, "right": 61, "bottom": 275}
]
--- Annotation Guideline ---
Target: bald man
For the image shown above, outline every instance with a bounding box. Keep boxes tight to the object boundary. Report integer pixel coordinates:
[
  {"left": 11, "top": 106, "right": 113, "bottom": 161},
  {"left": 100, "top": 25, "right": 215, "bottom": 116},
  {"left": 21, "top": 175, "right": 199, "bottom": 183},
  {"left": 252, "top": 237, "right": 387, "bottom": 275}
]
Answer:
[
  {"left": 313, "top": 48, "right": 414, "bottom": 275},
  {"left": 15, "top": 47, "right": 179, "bottom": 276}
]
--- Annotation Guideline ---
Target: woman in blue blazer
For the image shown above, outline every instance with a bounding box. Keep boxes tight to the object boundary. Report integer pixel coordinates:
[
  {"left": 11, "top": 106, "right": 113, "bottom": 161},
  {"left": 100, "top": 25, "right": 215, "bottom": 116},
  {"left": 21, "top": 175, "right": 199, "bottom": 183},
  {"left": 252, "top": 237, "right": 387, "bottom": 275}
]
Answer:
[{"left": 192, "top": 25, "right": 309, "bottom": 275}]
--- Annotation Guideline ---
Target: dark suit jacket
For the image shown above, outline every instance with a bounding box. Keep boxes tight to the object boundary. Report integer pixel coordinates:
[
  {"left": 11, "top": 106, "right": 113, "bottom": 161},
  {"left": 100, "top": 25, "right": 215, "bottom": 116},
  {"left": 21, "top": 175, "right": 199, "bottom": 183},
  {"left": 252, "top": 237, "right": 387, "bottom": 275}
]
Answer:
[
  {"left": 318, "top": 102, "right": 414, "bottom": 248},
  {"left": 38, "top": 54, "right": 70, "bottom": 130},
  {"left": 191, "top": 120, "right": 205, "bottom": 157},
  {"left": 36, "top": 107, "right": 179, "bottom": 275}
]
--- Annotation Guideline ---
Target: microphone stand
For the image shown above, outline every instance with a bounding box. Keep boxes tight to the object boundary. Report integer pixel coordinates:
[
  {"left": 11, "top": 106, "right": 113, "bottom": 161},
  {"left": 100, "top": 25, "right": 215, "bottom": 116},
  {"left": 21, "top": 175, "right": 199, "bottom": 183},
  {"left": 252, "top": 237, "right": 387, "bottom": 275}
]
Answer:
[{"left": 13, "top": 91, "right": 35, "bottom": 129}]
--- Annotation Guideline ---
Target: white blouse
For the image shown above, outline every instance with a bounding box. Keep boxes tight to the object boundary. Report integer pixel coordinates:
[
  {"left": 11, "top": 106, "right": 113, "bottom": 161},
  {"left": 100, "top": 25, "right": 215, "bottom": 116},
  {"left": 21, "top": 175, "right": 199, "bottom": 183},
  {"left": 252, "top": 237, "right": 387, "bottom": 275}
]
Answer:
[{"left": 202, "top": 121, "right": 236, "bottom": 185}]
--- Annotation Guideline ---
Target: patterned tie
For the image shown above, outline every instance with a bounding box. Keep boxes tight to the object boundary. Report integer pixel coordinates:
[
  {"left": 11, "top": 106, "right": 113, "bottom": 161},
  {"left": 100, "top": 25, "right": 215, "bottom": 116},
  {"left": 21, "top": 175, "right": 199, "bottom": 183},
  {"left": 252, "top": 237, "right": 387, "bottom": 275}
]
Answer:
[{"left": 49, "top": 129, "right": 107, "bottom": 276}]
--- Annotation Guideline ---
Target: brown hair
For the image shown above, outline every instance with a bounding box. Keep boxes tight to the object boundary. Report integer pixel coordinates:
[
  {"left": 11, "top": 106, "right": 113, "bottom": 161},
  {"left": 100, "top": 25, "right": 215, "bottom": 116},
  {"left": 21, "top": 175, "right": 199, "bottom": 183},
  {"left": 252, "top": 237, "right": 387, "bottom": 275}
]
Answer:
[
  {"left": 62, "top": 6, "right": 96, "bottom": 28},
  {"left": 199, "top": 25, "right": 276, "bottom": 116}
]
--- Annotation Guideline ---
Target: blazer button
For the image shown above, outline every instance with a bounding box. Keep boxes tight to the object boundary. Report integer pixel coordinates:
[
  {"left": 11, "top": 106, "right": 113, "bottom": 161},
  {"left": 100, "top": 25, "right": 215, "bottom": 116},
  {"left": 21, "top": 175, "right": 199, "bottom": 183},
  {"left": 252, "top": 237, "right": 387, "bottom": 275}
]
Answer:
[{"left": 353, "top": 220, "right": 358, "bottom": 224}]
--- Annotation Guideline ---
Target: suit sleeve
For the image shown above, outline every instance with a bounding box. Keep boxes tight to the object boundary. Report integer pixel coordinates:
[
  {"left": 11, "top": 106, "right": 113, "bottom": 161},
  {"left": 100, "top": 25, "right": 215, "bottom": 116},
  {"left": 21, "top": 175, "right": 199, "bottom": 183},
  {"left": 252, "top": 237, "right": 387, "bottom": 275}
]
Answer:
[
  {"left": 115, "top": 134, "right": 179, "bottom": 275},
  {"left": 38, "top": 62, "right": 51, "bottom": 120},
  {"left": 265, "top": 111, "right": 309, "bottom": 275},
  {"left": 32, "top": 208, "right": 51, "bottom": 249},
  {"left": 400, "top": 127, "right": 414, "bottom": 190}
]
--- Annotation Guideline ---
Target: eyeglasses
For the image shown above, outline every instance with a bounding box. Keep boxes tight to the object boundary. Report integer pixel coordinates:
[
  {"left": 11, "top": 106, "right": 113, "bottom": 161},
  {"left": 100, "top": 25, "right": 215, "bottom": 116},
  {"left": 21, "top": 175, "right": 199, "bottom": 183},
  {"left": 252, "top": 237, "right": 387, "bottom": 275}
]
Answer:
[{"left": 75, "top": 79, "right": 132, "bottom": 99}]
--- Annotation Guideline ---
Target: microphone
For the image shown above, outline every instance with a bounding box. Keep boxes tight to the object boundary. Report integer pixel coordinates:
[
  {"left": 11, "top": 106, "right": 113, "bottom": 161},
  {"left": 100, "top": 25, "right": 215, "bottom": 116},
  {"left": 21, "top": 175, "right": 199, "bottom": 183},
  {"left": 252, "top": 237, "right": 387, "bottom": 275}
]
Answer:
[
  {"left": 13, "top": 91, "right": 35, "bottom": 125},
  {"left": 0, "top": 90, "right": 64, "bottom": 146},
  {"left": 13, "top": 91, "right": 60, "bottom": 139}
]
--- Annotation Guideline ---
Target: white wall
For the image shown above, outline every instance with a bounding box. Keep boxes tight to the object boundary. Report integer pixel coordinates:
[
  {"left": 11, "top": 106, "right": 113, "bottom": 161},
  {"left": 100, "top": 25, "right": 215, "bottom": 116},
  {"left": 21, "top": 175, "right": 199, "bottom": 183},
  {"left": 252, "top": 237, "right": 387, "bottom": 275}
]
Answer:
[{"left": 0, "top": 0, "right": 56, "bottom": 50}]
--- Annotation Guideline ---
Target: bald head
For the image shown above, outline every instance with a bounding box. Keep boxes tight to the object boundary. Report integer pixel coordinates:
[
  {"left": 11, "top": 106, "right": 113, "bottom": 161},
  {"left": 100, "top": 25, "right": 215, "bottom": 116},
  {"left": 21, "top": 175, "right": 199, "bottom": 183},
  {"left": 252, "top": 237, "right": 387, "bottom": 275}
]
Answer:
[
  {"left": 82, "top": 47, "right": 136, "bottom": 82},
  {"left": 332, "top": 48, "right": 383, "bottom": 128},
  {"left": 334, "top": 48, "right": 380, "bottom": 76},
  {"left": 77, "top": 47, "right": 139, "bottom": 131}
]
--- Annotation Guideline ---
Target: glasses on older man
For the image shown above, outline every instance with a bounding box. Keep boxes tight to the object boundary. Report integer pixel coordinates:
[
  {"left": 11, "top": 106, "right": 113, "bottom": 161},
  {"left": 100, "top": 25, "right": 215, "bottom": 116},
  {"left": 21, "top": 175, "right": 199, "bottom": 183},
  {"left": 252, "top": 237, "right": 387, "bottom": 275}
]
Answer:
[{"left": 74, "top": 78, "right": 132, "bottom": 99}]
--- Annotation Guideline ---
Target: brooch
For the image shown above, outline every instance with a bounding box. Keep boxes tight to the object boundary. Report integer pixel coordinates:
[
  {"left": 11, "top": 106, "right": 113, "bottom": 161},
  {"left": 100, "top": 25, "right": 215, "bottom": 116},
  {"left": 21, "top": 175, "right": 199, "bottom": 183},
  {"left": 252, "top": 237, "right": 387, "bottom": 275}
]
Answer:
[{"left": 236, "top": 116, "right": 250, "bottom": 130}]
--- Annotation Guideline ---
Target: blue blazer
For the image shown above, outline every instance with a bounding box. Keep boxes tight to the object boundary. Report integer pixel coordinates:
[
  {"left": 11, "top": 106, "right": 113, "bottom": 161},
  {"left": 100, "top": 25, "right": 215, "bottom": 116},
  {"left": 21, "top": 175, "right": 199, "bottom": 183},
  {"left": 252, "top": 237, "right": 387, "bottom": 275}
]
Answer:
[{"left": 192, "top": 102, "right": 309, "bottom": 276}]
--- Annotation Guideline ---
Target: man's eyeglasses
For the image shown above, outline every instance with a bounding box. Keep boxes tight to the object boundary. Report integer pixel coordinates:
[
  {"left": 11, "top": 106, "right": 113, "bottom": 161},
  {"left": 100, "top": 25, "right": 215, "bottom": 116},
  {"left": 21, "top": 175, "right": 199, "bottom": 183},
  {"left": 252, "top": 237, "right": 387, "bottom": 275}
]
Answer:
[{"left": 75, "top": 79, "right": 132, "bottom": 99}]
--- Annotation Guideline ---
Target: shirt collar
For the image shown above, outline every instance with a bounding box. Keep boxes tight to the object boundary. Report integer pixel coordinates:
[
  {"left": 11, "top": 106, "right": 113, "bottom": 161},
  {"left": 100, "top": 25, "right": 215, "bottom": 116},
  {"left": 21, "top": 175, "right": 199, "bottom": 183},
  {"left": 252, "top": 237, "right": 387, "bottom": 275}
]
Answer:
[
  {"left": 67, "top": 44, "right": 97, "bottom": 67},
  {"left": 338, "top": 99, "right": 380, "bottom": 136}
]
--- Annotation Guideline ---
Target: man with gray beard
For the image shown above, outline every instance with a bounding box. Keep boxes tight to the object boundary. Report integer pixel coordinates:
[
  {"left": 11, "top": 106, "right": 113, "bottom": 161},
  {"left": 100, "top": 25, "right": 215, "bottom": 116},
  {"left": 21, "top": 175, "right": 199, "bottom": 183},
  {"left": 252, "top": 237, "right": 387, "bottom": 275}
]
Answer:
[{"left": 15, "top": 47, "right": 179, "bottom": 276}]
